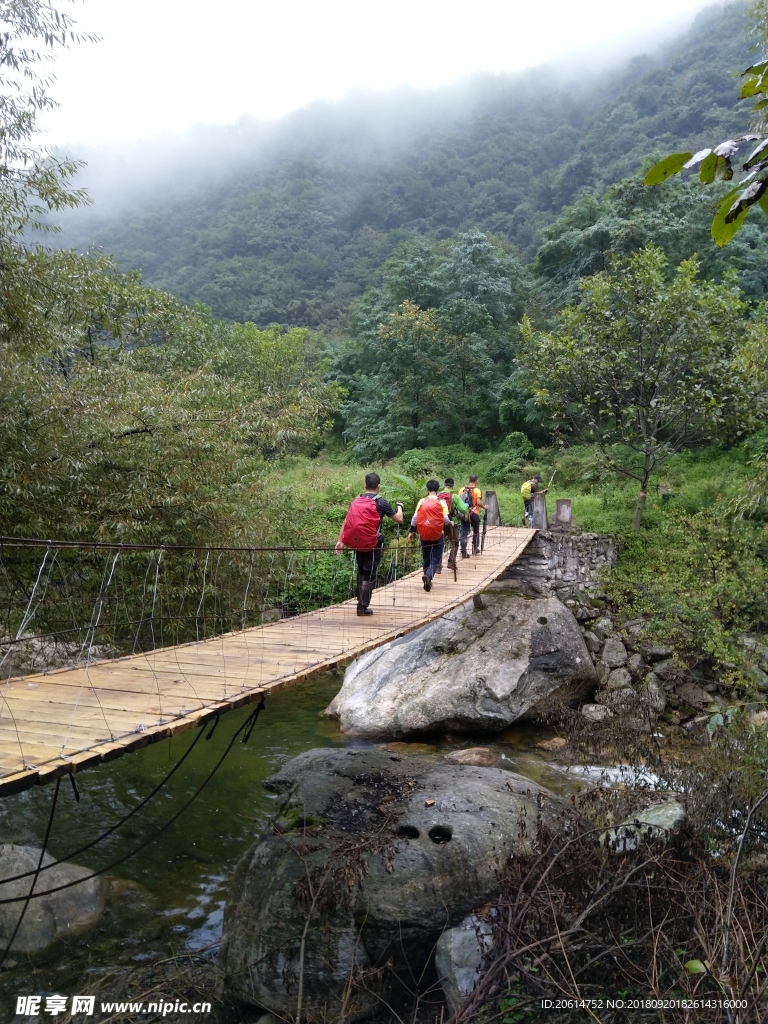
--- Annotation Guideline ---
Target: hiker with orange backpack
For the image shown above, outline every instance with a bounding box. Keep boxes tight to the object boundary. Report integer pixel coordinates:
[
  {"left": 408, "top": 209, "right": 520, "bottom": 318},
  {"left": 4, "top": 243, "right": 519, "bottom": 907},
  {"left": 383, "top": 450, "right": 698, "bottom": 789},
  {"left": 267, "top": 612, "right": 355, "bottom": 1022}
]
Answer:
[
  {"left": 407, "top": 479, "right": 451, "bottom": 592},
  {"left": 335, "top": 472, "right": 404, "bottom": 616},
  {"left": 459, "top": 474, "right": 488, "bottom": 557}
]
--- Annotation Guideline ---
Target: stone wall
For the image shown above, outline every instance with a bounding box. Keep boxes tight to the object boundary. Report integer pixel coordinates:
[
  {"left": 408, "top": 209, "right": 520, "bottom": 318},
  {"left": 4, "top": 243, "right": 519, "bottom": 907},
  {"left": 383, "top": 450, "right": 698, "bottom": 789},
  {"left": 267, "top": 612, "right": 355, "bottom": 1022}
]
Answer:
[{"left": 497, "top": 530, "right": 617, "bottom": 600}]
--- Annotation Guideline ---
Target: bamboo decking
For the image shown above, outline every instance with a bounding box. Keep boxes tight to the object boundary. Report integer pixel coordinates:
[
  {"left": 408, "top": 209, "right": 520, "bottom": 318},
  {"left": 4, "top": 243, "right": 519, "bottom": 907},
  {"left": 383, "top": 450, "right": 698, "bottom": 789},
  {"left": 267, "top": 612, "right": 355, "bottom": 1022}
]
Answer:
[{"left": 0, "top": 527, "right": 535, "bottom": 796}]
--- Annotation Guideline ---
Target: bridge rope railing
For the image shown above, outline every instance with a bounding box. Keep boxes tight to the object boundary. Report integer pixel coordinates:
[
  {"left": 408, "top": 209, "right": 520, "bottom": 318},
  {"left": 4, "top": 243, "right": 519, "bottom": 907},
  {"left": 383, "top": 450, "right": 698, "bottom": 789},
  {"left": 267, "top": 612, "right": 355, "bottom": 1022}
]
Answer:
[{"left": 0, "top": 527, "right": 512, "bottom": 676}]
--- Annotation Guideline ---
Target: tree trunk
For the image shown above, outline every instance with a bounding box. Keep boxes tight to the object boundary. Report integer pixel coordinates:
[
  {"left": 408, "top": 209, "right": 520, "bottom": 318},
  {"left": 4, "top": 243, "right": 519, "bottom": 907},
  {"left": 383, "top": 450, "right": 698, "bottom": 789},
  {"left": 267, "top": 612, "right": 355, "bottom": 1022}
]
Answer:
[
  {"left": 632, "top": 458, "right": 652, "bottom": 529},
  {"left": 631, "top": 490, "right": 647, "bottom": 530}
]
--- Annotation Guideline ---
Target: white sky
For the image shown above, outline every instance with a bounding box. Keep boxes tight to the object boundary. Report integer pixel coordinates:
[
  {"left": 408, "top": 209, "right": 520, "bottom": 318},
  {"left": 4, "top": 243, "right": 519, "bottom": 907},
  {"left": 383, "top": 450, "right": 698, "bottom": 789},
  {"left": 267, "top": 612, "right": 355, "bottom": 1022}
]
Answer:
[{"left": 40, "top": 0, "right": 720, "bottom": 147}]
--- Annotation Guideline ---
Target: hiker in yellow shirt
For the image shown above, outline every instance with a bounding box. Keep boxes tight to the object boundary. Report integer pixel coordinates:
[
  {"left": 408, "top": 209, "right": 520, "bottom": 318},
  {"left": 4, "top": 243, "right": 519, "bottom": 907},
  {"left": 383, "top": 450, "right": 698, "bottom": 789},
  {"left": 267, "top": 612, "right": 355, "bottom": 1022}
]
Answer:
[{"left": 521, "top": 473, "right": 548, "bottom": 527}]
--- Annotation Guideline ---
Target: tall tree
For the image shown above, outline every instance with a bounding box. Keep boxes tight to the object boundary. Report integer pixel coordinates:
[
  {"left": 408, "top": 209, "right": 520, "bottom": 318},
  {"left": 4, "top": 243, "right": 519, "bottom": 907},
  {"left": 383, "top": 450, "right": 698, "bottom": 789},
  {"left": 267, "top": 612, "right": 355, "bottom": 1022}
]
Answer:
[
  {"left": 519, "top": 247, "right": 753, "bottom": 527},
  {"left": 0, "top": 0, "right": 94, "bottom": 236},
  {"left": 0, "top": 2, "right": 342, "bottom": 543},
  {"left": 337, "top": 231, "right": 528, "bottom": 456}
]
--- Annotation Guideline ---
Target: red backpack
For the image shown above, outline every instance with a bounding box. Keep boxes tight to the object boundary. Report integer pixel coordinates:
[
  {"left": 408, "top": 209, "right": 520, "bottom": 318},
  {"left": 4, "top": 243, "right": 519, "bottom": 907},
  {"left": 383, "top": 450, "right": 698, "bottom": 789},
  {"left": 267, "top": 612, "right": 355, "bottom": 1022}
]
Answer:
[
  {"left": 416, "top": 499, "right": 445, "bottom": 541},
  {"left": 438, "top": 490, "right": 453, "bottom": 513},
  {"left": 340, "top": 495, "right": 380, "bottom": 550}
]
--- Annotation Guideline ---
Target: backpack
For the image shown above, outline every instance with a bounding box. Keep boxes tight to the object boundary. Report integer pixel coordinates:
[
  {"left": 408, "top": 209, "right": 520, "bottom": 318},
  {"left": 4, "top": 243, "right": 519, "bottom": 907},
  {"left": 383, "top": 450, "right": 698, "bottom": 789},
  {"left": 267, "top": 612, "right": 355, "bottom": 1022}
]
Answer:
[
  {"left": 442, "top": 490, "right": 468, "bottom": 521},
  {"left": 416, "top": 499, "right": 445, "bottom": 541},
  {"left": 521, "top": 481, "right": 532, "bottom": 501},
  {"left": 459, "top": 487, "right": 473, "bottom": 521},
  {"left": 437, "top": 491, "right": 454, "bottom": 516},
  {"left": 340, "top": 495, "right": 380, "bottom": 550}
]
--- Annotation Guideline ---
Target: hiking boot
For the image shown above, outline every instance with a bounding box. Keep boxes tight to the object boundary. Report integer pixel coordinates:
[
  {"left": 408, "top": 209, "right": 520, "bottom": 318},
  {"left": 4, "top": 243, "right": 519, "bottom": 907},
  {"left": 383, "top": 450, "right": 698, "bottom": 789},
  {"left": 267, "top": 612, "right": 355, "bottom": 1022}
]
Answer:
[
  {"left": 435, "top": 565, "right": 442, "bottom": 574},
  {"left": 357, "top": 607, "right": 373, "bottom": 616},
  {"left": 461, "top": 550, "right": 468, "bottom": 559},
  {"left": 422, "top": 574, "right": 432, "bottom": 592}
]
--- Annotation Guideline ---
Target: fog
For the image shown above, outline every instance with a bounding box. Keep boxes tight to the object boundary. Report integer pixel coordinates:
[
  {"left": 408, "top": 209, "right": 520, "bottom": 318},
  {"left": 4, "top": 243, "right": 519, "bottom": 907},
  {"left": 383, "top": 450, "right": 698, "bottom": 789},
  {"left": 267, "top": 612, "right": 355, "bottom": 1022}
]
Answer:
[{"left": 53, "top": 1, "right": 733, "bottom": 236}]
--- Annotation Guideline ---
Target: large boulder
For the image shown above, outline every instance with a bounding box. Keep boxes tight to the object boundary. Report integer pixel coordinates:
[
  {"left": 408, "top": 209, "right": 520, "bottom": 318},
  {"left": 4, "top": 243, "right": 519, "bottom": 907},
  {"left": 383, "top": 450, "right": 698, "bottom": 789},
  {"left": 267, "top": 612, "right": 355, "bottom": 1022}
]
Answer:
[
  {"left": 220, "top": 748, "right": 569, "bottom": 1020},
  {"left": 326, "top": 593, "right": 597, "bottom": 740},
  {"left": 0, "top": 845, "right": 106, "bottom": 953}
]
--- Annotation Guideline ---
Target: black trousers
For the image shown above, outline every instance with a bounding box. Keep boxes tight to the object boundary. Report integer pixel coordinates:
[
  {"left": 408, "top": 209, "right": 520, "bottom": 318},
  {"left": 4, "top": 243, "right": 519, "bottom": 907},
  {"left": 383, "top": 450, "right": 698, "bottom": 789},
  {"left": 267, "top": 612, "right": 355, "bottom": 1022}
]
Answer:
[
  {"left": 354, "top": 547, "right": 382, "bottom": 608},
  {"left": 460, "top": 512, "right": 480, "bottom": 554}
]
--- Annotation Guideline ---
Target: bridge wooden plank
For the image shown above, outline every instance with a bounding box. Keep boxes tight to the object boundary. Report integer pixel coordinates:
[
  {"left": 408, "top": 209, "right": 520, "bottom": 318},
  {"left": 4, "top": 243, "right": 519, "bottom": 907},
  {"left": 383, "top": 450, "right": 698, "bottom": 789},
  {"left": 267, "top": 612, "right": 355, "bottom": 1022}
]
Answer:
[{"left": 0, "top": 528, "right": 533, "bottom": 794}]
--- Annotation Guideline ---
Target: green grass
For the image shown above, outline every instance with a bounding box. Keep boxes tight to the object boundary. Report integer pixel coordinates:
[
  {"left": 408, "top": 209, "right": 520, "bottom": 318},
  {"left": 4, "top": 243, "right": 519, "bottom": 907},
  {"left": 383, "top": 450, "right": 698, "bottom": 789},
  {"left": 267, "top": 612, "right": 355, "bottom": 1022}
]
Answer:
[{"left": 257, "top": 441, "right": 757, "bottom": 545}]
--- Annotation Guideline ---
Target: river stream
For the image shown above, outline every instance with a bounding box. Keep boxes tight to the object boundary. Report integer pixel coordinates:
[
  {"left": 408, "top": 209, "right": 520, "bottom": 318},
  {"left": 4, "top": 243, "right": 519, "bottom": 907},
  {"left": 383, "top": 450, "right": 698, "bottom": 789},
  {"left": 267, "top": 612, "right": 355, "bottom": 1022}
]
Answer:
[{"left": 0, "top": 673, "right": 587, "bottom": 1015}]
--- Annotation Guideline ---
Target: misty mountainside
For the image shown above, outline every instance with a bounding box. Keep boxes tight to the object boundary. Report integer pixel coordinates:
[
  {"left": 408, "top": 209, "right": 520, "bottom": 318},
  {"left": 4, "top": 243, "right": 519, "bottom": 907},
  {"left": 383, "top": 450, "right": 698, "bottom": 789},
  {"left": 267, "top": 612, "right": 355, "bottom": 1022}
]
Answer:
[{"left": 57, "top": 2, "right": 756, "bottom": 329}]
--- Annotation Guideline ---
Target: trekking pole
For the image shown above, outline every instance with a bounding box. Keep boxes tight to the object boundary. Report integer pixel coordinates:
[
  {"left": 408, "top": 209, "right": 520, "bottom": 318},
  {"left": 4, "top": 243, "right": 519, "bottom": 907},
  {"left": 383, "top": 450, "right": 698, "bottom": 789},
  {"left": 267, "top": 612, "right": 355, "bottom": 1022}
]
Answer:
[
  {"left": 392, "top": 523, "right": 400, "bottom": 606},
  {"left": 480, "top": 510, "right": 488, "bottom": 553}
]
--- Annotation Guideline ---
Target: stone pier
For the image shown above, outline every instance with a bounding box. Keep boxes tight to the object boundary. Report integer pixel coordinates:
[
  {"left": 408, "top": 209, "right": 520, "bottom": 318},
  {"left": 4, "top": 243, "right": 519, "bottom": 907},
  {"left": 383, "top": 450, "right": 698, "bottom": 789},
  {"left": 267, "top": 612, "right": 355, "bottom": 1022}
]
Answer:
[{"left": 496, "top": 530, "right": 617, "bottom": 600}]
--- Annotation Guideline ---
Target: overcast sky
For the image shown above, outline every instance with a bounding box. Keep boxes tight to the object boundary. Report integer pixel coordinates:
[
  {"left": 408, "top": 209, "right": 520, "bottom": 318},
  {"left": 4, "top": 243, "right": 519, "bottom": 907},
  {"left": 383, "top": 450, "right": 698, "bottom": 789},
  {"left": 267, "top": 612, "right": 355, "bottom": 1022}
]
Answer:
[{"left": 40, "top": 0, "right": 722, "bottom": 147}]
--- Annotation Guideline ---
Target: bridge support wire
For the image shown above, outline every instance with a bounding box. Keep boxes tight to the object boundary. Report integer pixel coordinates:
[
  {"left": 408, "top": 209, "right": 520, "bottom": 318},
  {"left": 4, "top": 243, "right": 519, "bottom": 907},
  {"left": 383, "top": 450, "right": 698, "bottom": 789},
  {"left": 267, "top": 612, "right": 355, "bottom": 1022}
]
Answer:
[{"left": 0, "top": 698, "right": 267, "bottom": 944}]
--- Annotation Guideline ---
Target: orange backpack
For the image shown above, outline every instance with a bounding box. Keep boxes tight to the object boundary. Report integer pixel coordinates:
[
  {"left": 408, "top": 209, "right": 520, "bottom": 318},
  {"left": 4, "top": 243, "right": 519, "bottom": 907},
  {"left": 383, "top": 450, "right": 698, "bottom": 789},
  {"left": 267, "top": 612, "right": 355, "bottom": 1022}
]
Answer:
[{"left": 416, "top": 499, "right": 445, "bottom": 541}]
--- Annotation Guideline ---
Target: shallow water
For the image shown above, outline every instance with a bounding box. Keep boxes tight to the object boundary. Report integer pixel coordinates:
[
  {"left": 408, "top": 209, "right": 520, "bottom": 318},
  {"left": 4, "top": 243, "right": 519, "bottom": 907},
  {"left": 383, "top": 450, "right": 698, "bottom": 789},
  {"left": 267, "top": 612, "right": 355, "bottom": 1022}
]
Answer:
[{"left": 0, "top": 673, "right": 576, "bottom": 1014}]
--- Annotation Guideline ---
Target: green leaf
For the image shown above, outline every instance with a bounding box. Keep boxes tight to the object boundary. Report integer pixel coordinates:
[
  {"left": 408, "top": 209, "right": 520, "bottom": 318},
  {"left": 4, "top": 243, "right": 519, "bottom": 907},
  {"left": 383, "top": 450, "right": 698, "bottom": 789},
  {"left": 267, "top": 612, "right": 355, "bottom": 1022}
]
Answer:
[
  {"left": 741, "top": 76, "right": 766, "bottom": 100},
  {"left": 699, "top": 152, "right": 717, "bottom": 184},
  {"left": 743, "top": 139, "right": 768, "bottom": 169},
  {"left": 643, "top": 153, "right": 693, "bottom": 186},
  {"left": 707, "top": 712, "right": 724, "bottom": 737},
  {"left": 743, "top": 60, "right": 768, "bottom": 76},
  {"left": 685, "top": 959, "right": 708, "bottom": 974},
  {"left": 684, "top": 148, "right": 712, "bottom": 170},
  {"left": 724, "top": 179, "right": 768, "bottom": 223},
  {"left": 711, "top": 189, "right": 749, "bottom": 246}
]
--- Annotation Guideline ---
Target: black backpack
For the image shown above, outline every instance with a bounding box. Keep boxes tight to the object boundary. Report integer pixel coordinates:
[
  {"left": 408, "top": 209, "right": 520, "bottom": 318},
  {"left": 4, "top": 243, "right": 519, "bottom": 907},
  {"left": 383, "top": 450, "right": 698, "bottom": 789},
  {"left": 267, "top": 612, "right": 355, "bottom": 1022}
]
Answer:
[{"left": 459, "top": 487, "right": 473, "bottom": 522}]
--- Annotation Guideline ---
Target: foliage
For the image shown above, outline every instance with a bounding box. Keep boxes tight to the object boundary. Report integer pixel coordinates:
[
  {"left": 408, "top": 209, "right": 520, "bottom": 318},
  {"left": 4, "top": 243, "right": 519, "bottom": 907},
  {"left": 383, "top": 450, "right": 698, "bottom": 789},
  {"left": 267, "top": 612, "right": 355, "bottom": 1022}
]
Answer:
[
  {"left": 0, "top": 1, "right": 342, "bottom": 546},
  {"left": 642, "top": 0, "right": 768, "bottom": 244},
  {"left": 395, "top": 445, "right": 479, "bottom": 479},
  {"left": 336, "top": 232, "right": 527, "bottom": 458},
  {"left": 605, "top": 509, "right": 768, "bottom": 690},
  {"left": 732, "top": 323, "right": 768, "bottom": 516},
  {"left": 533, "top": 176, "right": 768, "bottom": 312},
  {"left": 519, "top": 247, "right": 754, "bottom": 527},
  {"left": 1, "top": 282, "right": 342, "bottom": 542},
  {"left": 0, "top": 0, "right": 95, "bottom": 235},
  {"left": 484, "top": 432, "right": 536, "bottom": 483}
]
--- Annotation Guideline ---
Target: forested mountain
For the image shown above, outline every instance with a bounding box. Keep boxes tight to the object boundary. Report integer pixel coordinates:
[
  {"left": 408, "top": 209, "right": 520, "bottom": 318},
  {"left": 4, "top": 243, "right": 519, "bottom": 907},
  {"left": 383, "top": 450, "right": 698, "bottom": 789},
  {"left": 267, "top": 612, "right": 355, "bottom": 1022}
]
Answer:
[{"left": 58, "top": 2, "right": 756, "bottom": 329}]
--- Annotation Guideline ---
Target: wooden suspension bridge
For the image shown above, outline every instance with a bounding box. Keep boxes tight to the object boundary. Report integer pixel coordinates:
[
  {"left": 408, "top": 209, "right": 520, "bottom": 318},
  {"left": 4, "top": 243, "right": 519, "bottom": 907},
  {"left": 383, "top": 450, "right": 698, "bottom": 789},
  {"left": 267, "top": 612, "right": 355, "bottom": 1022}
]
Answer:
[{"left": 0, "top": 527, "right": 534, "bottom": 797}]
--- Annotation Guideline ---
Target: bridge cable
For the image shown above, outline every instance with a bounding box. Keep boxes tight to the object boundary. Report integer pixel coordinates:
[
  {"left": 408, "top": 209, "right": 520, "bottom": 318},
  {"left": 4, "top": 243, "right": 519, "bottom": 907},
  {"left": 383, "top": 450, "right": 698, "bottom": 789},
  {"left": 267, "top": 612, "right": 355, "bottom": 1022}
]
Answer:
[
  {"left": 0, "top": 700, "right": 266, "bottom": 906},
  {"left": 0, "top": 709, "right": 210, "bottom": 886},
  {"left": 0, "top": 776, "right": 61, "bottom": 966}
]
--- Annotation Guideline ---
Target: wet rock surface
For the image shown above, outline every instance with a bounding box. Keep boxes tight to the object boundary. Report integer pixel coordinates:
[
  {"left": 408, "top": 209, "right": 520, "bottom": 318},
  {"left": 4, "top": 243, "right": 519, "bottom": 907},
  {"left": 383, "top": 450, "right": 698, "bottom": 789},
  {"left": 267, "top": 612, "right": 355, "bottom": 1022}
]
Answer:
[
  {"left": 219, "top": 748, "right": 569, "bottom": 1020},
  {"left": 435, "top": 913, "right": 494, "bottom": 1014},
  {"left": 0, "top": 845, "right": 106, "bottom": 953},
  {"left": 601, "top": 800, "right": 686, "bottom": 853},
  {"left": 326, "top": 593, "right": 597, "bottom": 740}
]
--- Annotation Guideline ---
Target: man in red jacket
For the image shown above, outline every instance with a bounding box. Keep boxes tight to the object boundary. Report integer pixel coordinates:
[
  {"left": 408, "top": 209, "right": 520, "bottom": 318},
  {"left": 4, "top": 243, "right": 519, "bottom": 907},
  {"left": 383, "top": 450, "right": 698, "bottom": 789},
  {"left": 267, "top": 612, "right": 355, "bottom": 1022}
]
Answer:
[{"left": 335, "top": 472, "right": 403, "bottom": 615}]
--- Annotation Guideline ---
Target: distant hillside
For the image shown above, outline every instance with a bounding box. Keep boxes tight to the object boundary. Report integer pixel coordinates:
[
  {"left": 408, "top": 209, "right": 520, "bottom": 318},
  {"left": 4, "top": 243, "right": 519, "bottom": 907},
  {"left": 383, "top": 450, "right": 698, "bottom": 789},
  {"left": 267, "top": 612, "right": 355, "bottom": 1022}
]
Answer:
[{"left": 57, "top": 2, "right": 753, "bottom": 328}]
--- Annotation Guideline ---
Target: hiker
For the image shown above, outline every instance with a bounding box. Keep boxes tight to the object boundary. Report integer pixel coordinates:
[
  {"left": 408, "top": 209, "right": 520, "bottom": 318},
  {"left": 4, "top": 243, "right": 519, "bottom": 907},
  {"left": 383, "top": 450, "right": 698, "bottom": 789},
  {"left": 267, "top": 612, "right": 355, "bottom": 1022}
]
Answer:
[
  {"left": 438, "top": 477, "right": 468, "bottom": 571},
  {"left": 459, "top": 474, "right": 487, "bottom": 557},
  {"left": 408, "top": 479, "right": 451, "bottom": 592},
  {"left": 335, "top": 472, "right": 404, "bottom": 615},
  {"left": 521, "top": 473, "right": 548, "bottom": 527}
]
